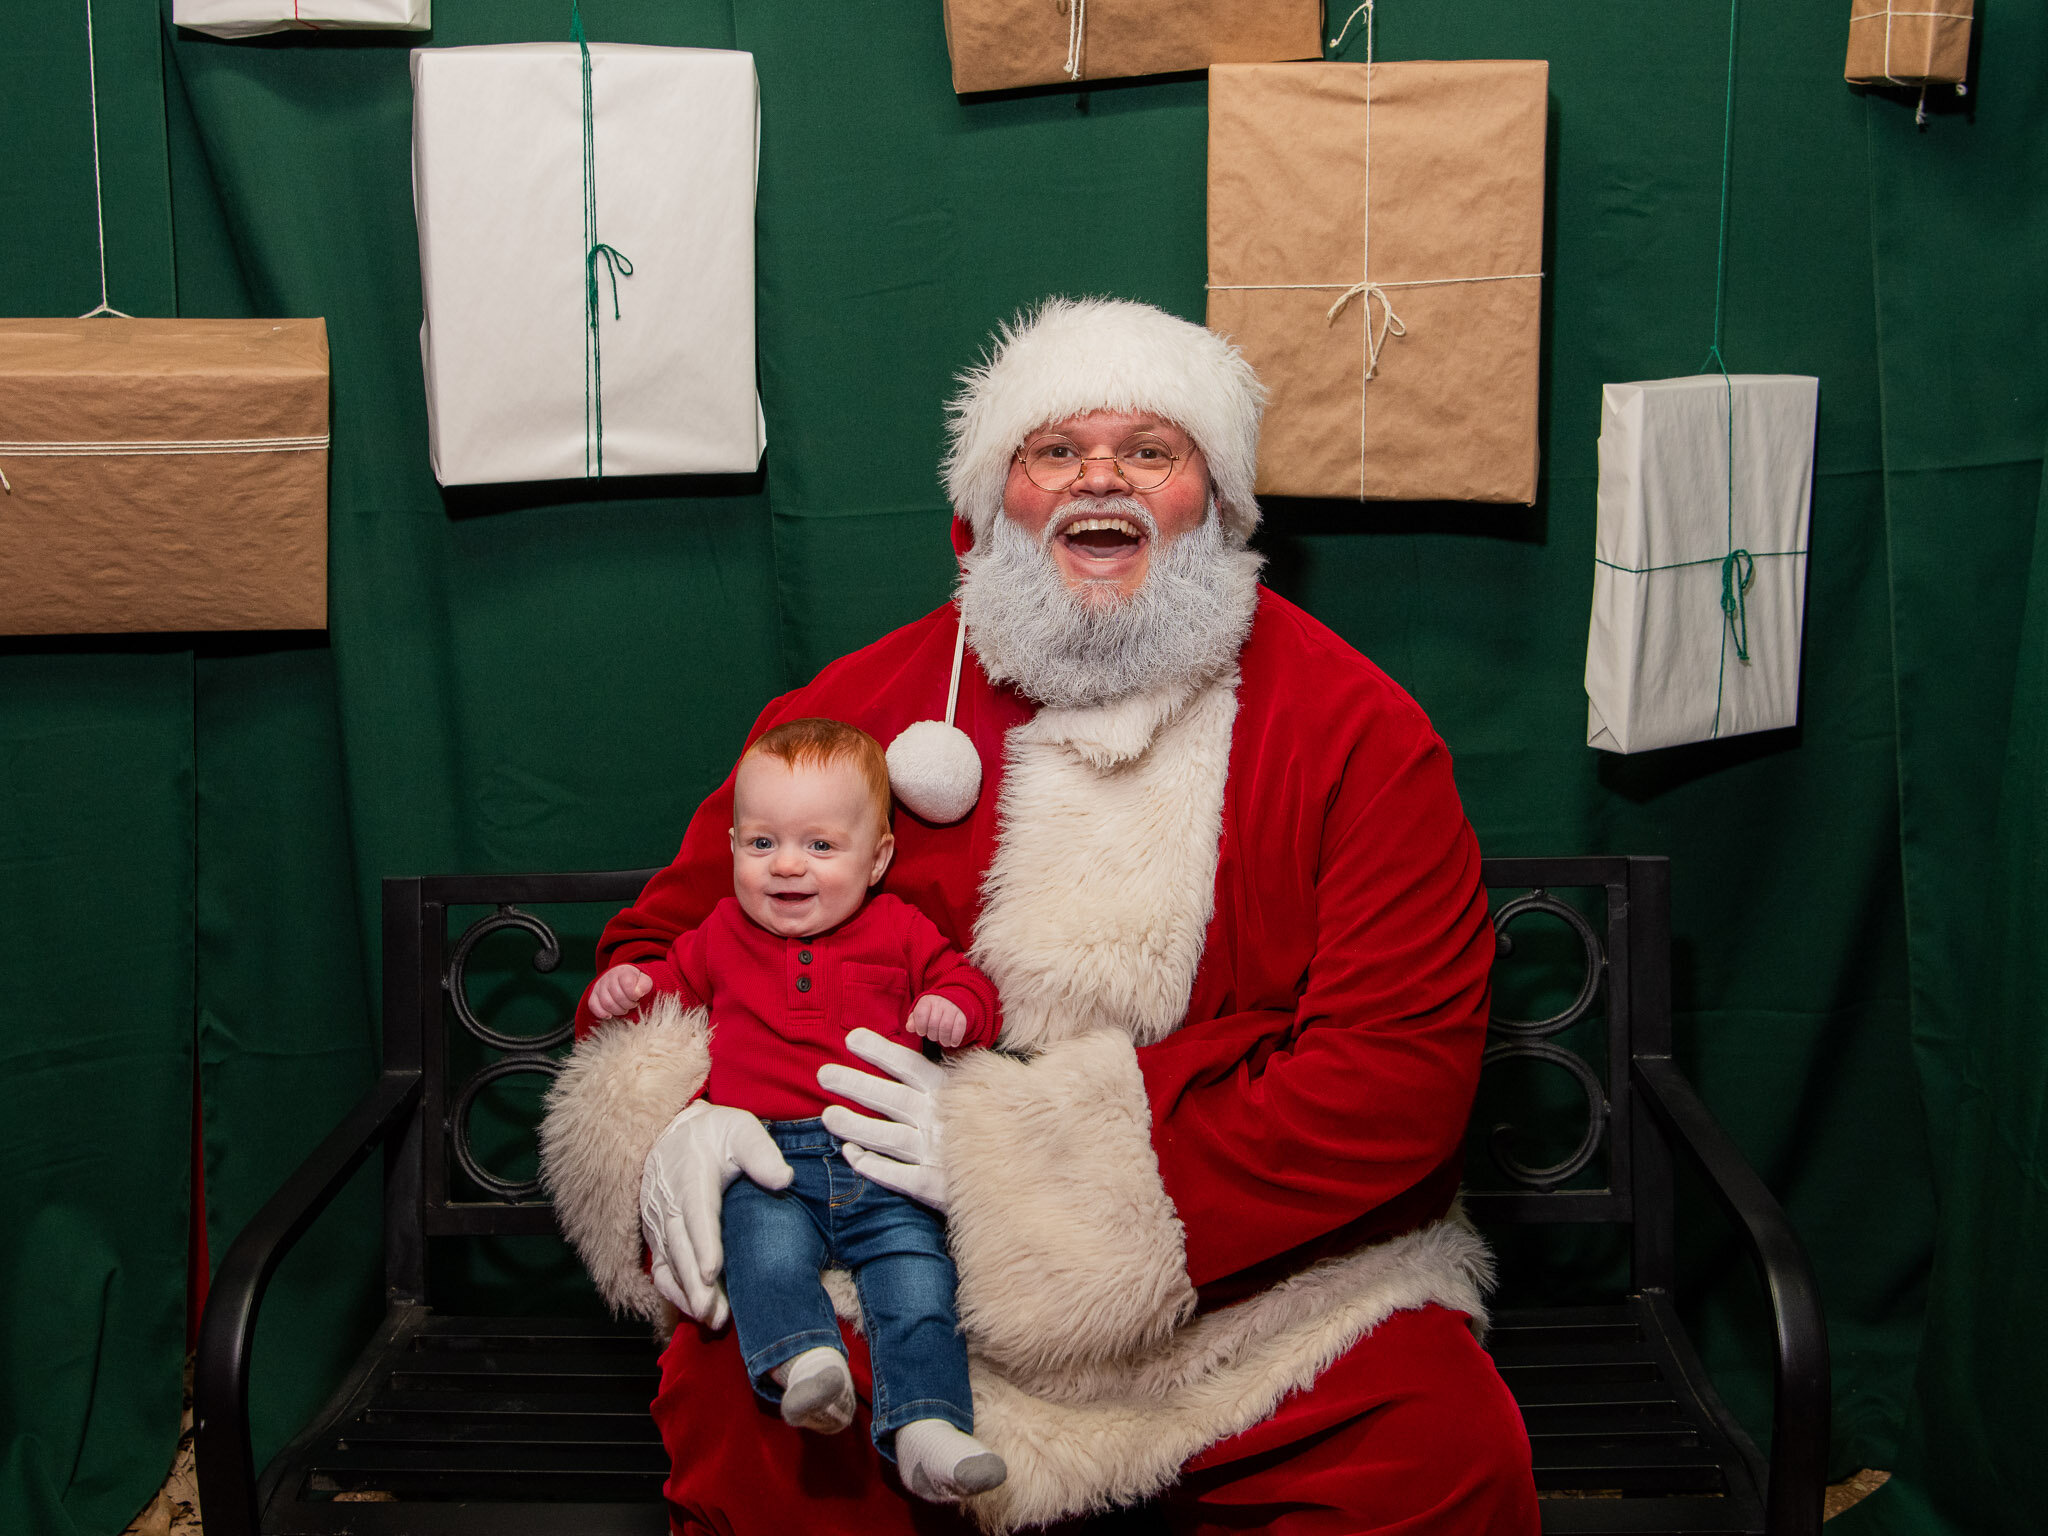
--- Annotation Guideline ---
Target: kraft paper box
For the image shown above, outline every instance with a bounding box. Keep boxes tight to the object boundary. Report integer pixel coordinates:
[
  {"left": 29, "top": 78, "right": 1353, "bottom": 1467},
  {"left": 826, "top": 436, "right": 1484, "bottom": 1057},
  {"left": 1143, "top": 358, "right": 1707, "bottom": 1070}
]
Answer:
[
  {"left": 0, "top": 318, "right": 329, "bottom": 636},
  {"left": 1585, "top": 375, "right": 1818, "bottom": 755},
  {"left": 1206, "top": 61, "right": 1547, "bottom": 503},
  {"left": 941, "top": 0, "right": 1320, "bottom": 94},
  {"left": 413, "top": 43, "right": 764, "bottom": 486},
  {"left": 174, "top": 0, "right": 428, "bottom": 38},
  {"left": 1846, "top": 1, "right": 1972, "bottom": 85}
]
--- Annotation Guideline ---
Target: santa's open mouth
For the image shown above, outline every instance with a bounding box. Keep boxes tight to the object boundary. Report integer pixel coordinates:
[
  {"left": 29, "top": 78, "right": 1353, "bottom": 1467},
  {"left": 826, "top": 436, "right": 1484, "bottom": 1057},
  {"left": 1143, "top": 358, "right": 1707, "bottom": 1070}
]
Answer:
[{"left": 1054, "top": 513, "right": 1148, "bottom": 561}]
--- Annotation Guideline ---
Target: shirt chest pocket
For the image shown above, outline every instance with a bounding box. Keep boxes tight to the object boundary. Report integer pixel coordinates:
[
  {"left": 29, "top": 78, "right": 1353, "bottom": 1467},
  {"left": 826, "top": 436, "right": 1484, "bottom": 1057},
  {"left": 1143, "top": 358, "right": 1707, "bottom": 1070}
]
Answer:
[{"left": 841, "top": 962, "right": 911, "bottom": 1031}]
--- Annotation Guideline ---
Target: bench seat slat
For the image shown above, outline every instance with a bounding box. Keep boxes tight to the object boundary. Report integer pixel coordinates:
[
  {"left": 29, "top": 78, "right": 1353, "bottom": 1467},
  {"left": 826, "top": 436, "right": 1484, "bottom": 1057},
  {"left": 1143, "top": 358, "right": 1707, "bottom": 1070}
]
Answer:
[
  {"left": 304, "top": 1467, "right": 668, "bottom": 1501},
  {"left": 309, "top": 1443, "right": 669, "bottom": 1476},
  {"left": 1533, "top": 1496, "right": 1759, "bottom": 1535},
  {"left": 360, "top": 1390, "right": 660, "bottom": 1419},
  {"left": 355, "top": 1411, "right": 665, "bottom": 1443}
]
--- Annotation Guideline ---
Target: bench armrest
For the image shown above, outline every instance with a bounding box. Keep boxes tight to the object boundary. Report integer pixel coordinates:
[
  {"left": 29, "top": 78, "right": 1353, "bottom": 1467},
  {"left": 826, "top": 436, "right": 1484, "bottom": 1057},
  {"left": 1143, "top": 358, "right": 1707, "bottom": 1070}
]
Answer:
[
  {"left": 1632, "top": 1055, "right": 1830, "bottom": 1536},
  {"left": 193, "top": 1068, "right": 423, "bottom": 1536}
]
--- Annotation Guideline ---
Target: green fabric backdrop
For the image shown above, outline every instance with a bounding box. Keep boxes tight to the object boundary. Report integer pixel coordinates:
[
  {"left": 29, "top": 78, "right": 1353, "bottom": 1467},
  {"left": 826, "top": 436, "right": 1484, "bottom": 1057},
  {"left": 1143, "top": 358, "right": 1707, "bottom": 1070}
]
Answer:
[{"left": 0, "top": 1, "right": 2039, "bottom": 1532}]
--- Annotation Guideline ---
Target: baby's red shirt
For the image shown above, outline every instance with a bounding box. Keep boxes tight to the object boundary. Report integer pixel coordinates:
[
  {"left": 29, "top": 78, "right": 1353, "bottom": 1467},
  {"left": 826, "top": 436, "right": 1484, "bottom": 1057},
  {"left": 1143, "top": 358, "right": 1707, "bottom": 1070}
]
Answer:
[{"left": 636, "top": 893, "right": 1001, "bottom": 1120}]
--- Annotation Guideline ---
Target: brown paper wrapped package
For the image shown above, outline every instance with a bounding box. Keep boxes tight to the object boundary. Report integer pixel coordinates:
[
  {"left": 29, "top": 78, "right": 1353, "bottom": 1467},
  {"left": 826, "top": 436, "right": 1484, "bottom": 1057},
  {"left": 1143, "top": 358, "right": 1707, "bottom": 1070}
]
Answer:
[
  {"left": 1845, "top": 2, "right": 1972, "bottom": 85},
  {"left": 1206, "top": 61, "right": 1547, "bottom": 504},
  {"left": 941, "top": 0, "right": 1320, "bottom": 94},
  {"left": 0, "top": 318, "right": 328, "bottom": 635}
]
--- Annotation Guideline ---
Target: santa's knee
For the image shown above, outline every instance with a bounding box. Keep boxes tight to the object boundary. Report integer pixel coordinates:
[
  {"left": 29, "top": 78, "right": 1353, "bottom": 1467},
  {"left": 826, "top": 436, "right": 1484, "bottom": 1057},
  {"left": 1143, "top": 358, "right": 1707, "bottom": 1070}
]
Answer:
[{"left": 1383, "top": 1312, "right": 1536, "bottom": 1519}]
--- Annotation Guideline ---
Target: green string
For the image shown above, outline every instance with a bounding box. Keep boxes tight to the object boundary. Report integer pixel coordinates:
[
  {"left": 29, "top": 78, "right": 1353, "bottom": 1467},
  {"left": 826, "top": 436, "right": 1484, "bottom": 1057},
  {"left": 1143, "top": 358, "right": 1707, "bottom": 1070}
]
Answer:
[
  {"left": 1595, "top": 549, "right": 1800, "bottom": 577},
  {"left": 575, "top": 1, "right": 632, "bottom": 478}
]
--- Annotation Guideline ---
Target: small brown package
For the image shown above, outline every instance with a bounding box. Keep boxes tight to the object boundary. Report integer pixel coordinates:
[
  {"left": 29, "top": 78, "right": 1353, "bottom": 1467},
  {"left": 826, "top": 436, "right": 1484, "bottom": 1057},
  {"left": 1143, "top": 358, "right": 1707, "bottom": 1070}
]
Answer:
[
  {"left": 0, "top": 318, "right": 329, "bottom": 635},
  {"left": 941, "top": 0, "right": 1321, "bottom": 95},
  {"left": 1206, "top": 61, "right": 1547, "bottom": 503},
  {"left": 1846, "top": 1, "right": 1972, "bottom": 86}
]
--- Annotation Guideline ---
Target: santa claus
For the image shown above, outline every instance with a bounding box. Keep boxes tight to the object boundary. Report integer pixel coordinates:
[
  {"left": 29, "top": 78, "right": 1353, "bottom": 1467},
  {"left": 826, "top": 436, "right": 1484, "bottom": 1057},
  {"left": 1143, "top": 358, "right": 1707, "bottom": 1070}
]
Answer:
[{"left": 539, "top": 297, "right": 1539, "bottom": 1533}]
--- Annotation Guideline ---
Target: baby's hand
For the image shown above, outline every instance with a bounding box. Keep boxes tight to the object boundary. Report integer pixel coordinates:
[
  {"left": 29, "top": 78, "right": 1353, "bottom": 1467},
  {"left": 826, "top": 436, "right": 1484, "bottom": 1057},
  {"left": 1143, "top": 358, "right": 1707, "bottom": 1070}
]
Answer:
[
  {"left": 590, "top": 963, "right": 653, "bottom": 1019},
  {"left": 905, "top": 993, "right": 969, "bottom": 1049}
]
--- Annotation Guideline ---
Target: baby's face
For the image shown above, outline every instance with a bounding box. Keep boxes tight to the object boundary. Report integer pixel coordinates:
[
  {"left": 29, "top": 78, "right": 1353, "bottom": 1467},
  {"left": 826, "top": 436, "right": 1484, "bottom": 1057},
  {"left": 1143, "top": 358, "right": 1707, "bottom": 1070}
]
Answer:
[{"left": 730, "top": 754, "right": 894, "bottom": 939}]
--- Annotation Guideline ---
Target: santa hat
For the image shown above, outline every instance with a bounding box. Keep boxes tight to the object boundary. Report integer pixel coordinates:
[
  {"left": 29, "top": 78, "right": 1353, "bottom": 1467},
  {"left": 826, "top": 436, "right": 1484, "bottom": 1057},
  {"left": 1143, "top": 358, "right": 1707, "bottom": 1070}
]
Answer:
[{"left": 942, "top": 297, "right": 1267, "bottom": 547}]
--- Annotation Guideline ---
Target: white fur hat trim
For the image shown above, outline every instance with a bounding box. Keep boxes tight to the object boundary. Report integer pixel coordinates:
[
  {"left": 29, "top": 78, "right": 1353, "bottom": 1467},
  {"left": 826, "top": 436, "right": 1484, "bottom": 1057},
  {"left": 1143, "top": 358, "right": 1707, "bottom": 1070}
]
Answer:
[
  {"left": 944, "top": 296, "right": 1267, "bottom": 548},
  {"left": 887, "top": 719, "right": 984, "bottom": 825}
]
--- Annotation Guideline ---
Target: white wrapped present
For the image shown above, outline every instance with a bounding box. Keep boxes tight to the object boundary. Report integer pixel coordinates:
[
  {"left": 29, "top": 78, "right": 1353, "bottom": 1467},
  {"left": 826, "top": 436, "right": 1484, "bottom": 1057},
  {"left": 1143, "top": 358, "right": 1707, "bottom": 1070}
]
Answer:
[
  {"left": 1585, "top": 374, "right": 1818, "bottom": 754},
  {"left": 412, "top": 42, "right": 763, "bottom": 486},
  {"left": 174, "top": 0, "right": 428, "bottom": 39}
]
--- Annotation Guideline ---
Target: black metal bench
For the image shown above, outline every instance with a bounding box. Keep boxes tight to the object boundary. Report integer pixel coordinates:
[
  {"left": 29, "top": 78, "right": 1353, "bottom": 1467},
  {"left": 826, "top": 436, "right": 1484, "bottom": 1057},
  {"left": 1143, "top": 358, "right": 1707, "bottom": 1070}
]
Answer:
[{"left": 194, "top": 856, "right": 1828, "bottom": 1535}]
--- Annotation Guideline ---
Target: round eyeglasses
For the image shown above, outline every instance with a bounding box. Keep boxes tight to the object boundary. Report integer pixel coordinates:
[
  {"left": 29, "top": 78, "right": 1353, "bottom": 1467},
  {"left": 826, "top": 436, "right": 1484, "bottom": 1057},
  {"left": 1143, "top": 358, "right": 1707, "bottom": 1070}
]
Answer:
[{"left": 1016, "top": 433, "right": 1185, "bottom": 494}]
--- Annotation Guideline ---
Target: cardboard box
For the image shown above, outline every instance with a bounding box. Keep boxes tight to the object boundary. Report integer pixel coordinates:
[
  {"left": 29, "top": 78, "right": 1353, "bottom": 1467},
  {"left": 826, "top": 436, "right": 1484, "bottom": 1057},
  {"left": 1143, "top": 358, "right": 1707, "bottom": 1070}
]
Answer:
[
  {"left": 0, "top": 318, "right": 329, "bottom": 635},
  {"left": 941, "top": 0, "right": 1320, "bottom": 94},
  {"left": 1845, "top": 1, "right": 1972, "bottom": 85},
  {"left": 1585, "top": 375, "right": 1818, "bottom": 754},
  {"left": 413, "top": 43, "right": 764, "bottom": 486},
  {"left": 173, "top": 0, "right": 428, "bottom": 39},
  {"left": 1206, "top": 60, "right": 1547, "bottom": 503}
]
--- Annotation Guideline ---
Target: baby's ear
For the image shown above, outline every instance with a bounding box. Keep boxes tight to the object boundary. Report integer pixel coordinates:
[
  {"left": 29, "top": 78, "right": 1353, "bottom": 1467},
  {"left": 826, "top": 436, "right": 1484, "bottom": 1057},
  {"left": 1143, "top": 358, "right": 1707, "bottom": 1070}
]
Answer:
[
  {"left": 870, "top": 830, "right": 896, "bottom": 885},
  {"left": 728, "top": 826, "right": 738, "bottom": 853}
]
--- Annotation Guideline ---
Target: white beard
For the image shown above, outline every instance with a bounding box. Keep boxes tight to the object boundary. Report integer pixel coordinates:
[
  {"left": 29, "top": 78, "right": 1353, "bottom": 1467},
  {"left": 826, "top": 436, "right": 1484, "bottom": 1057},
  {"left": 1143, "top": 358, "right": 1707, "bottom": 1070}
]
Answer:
[{"left": 957, "top": 498, "right": 1265, "bottom": 710}]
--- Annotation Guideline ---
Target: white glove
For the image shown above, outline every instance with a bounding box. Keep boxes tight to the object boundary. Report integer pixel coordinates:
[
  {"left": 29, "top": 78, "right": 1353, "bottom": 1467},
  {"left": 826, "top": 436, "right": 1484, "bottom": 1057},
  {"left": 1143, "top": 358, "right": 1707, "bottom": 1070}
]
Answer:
[
  {"left": 818, "top": 1028, "right": 951, "bottom": 1214},
  {"left": 640, "top": 1100, "right": 793, "bottom": 1329}
]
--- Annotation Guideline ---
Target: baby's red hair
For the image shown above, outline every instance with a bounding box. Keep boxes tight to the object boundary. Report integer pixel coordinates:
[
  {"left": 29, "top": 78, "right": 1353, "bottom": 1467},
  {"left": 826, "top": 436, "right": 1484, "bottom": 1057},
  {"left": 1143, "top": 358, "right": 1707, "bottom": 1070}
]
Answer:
[{"left": 742, "top": 718, "right": 892, "bottom": 832}]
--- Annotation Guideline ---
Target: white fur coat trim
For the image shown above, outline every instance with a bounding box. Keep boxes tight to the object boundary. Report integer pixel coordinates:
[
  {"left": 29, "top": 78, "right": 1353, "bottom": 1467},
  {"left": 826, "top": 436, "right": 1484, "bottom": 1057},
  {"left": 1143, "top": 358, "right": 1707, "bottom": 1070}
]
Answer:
[
  {"left": 943, "top": 1030, "right": 1197, "bottom": 1387},
  {"left": 964, "top": 1214, "right": 1495, "bottom": 1532},
  {"left": 971, "top": 674, "right": 1237, "bottom": 1053},
  {"left": 537, "top": 994, "right": 709, "bottom": 1330}
]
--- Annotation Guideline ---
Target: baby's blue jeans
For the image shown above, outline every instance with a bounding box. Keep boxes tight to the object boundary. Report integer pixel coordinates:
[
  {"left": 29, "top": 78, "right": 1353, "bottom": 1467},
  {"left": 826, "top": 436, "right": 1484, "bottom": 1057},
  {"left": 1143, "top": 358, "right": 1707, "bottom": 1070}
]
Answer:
[{"left": 720, "top": 1117, "right": 973, "bottom": 1457}]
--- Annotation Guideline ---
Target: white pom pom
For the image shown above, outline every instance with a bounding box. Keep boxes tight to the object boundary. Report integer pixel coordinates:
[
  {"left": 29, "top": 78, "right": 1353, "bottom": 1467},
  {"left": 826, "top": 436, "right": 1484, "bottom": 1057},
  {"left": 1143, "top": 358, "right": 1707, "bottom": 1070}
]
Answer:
[{"left": 887, "top": 720, "right": 983, "bottom": 825}]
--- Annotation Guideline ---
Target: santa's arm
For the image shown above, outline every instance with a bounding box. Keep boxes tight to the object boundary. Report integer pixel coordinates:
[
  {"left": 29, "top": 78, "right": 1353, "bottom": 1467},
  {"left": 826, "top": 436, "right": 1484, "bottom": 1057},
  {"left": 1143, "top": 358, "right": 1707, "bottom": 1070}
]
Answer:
[
  {"left": 934, "top": 725, "right": 1488, "bottom": 1373},
  {"left": 1138, "top": 730, "right": 1492, "bottom": 1287}
]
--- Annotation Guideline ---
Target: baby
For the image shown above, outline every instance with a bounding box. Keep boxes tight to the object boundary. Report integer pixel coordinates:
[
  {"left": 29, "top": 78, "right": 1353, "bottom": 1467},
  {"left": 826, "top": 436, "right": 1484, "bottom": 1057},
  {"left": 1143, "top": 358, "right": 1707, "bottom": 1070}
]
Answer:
[{"left": 587, "top": 718, "right": 1007, "bottom": 1503}]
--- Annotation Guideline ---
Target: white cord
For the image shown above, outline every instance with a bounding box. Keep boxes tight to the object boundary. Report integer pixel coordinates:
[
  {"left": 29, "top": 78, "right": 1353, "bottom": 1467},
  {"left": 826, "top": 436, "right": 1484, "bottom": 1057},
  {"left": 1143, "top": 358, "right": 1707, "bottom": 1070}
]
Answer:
[
  {"left": 944, "top": 607, "right": 968, "bottom": 729},
  {"left": 1063, "top": 0, "right": 1086, "bottom": 81},
  {"left": 79, "top": 0, "right": 131, "bottom": 320},
  {"left": 1329, "top": 1, "right": 1371, "bottom": 52}
]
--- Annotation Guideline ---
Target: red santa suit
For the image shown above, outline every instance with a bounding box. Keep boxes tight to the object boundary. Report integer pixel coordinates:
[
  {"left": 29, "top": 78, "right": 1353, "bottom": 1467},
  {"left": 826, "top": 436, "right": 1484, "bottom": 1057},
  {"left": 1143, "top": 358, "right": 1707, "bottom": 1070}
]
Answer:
[{"left": 541, "top": 586, "right": 1539, "bottom": 1534}]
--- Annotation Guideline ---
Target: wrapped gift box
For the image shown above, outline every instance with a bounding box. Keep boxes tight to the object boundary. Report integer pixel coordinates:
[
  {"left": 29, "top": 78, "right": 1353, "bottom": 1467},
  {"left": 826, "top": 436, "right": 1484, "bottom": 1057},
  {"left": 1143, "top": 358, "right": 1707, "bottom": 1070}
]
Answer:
[
  {"left": 1845, "top": 1, "right": 1972, "bottom": 85},
  {"left": 412, "top": 43, "right": 763, "bottom": 486},
  {"left": 0, "top": 319, "right": 329, "bottom": 635},
  {"left": 941, "top": 0, "right": 1320, "bottom": 94},
  {"left": 1206, "top": 60, "right": 1547, "bottom": 503},
  {"left": 1585, "top": 375, "right": 1818, "bottom": 754},
  {"left": 174, "top": 0, "right": 428, "bottom": 39}
]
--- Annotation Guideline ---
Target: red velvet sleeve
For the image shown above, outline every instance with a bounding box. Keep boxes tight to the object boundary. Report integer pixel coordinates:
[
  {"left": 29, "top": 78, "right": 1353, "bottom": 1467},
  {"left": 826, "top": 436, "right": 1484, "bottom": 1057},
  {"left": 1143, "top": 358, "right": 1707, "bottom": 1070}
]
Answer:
[
  {"left": 637, "top": 922, "right": 710, "bottom": 1010},
  {"left": 899, "top": 900, "right": 1002, "bottom": 1047},
  {"left": 575, "top": 696, "right": 795, "bottom": 1038},
  {"left": 1137, "top": 729, "right": 1493, "bottom": 1291}
]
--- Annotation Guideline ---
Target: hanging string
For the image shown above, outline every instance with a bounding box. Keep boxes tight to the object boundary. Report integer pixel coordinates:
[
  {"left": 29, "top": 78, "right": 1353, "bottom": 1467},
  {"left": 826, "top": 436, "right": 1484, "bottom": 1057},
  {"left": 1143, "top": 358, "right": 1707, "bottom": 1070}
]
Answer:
[
  {"left": 79, "top": 0, "right": 131, "bottom": 320},
  {"left": 1329, "top": 1, "right": 1371, "bottom": 53},
  {"left": 575, "top": 0, "right": 632, "bottom": 478},
  {"left": 1063, "top": 0, "right": 1086, "bottom": 81},
  {"left": 1700, "top": 0, "right": 1750, "bottom": 738},
  {"left": 943, "top": 607, "right": 968, "bottom": 729}
]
